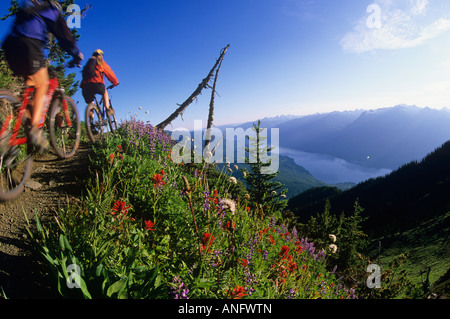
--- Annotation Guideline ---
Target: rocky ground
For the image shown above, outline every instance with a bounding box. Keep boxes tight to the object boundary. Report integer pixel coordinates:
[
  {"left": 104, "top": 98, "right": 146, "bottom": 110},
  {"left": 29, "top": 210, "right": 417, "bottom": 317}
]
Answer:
[{"left": 0, "top": 143, "right": 92, "bottom": 299}]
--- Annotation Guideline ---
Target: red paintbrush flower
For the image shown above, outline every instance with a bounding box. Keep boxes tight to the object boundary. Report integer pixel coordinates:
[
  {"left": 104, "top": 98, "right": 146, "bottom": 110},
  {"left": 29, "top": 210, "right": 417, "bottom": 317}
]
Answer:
[
  {"left": 144, "top": 220, "right": 156, "bottom": 231},
  {"left": 201, "top": 233, "right": 215, "bottom": 252},
  {"left": 229, "top": 286, "right": 247, "bottom": 299},
  {"left": 111, "top": 200, "right": 132, "bottom": 216},
  {"left": 279, "top": 245, "right": 290, "bottom": 258},
  {"left": 153, "top": 173, "right": 165, "bottom": 187}
]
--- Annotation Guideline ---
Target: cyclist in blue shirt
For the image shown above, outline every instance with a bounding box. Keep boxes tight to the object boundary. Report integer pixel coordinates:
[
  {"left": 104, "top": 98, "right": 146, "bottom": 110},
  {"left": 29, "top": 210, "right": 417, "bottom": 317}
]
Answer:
[{"left": 2, "top": 0, "right": 84, "bottom": 152}]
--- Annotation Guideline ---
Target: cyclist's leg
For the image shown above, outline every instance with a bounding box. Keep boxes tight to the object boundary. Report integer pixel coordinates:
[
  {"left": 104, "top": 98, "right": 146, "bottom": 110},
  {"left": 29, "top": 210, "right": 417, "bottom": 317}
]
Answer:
[
  {"left": 103, "top": 90, "right": 110, "bottom": 109},
  {"left": 27, "top": 67, "right": 50, "bottom": 151},
  {"left": 81, "top": 85, "right": 96, "bottom": 123},
  {"left": 103, "top": 89, "right": 115, "bottom": 116}
]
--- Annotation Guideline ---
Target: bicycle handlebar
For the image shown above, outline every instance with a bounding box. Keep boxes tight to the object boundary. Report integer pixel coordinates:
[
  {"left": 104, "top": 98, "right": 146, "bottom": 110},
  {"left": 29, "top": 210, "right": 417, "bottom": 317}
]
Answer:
[{"left": 65, "top": 59, "right": 82, "bottom": 69}]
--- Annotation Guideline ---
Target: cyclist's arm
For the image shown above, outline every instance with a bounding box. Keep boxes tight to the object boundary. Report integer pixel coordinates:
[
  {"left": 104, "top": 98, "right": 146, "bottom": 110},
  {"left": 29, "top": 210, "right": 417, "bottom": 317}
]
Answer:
[{"left": 102, "top": 62, "right": 119, "bottom": 87}]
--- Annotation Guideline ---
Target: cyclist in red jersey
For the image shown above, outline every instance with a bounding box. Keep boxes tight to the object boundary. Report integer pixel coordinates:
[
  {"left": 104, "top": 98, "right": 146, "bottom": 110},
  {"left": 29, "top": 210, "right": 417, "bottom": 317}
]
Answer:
[{"left": 81, "top": 49, "right": 119, "bottom": 117}]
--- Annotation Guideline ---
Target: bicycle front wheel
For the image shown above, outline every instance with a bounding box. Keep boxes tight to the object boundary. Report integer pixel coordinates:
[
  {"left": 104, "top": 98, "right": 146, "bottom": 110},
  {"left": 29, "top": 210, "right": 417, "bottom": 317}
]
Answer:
[
  {"left": 85, "top": 103, "right": 104, "bottom": 144},
  {"left": 0, "top": 90, "right": 33, "bottom": 201},
  {"left": 49, "top": 95, "right": 81, "bottom": 159}
]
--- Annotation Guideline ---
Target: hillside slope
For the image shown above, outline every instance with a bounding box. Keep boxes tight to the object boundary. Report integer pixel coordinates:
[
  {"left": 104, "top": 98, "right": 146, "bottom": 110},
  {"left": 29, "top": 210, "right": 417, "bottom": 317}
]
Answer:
[
  {"left": 219, "top": 155, "right": 328, "bottom": 198},
  {"left": 288, "top": 140, "right": 450, "bottom": 235}
]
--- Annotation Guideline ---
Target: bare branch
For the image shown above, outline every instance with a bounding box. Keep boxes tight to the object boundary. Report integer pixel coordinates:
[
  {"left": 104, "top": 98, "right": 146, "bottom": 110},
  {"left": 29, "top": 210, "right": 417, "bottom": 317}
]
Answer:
[{"left": 156, "top": 44, "right": 230, "bottom": 130}]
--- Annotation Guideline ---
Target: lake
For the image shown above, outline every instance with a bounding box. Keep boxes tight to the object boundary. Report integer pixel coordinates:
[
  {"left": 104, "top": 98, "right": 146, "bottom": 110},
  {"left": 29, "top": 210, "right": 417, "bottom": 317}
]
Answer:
[{"left": 279, "top": 147, "right": 392, "bottom": 185}]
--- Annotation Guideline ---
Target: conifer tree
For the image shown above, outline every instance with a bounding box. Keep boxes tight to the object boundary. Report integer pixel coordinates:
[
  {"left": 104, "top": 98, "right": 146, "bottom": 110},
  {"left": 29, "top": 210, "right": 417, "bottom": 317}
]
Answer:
[{"left": 242, "top": 120, "right": 287, "bottom": 213}]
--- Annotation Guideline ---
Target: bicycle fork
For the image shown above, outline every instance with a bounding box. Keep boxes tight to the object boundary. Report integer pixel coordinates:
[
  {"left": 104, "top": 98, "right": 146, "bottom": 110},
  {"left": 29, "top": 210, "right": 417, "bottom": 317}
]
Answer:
[{"left": 1, "top": 87, "right": 33, "bottom": 149}]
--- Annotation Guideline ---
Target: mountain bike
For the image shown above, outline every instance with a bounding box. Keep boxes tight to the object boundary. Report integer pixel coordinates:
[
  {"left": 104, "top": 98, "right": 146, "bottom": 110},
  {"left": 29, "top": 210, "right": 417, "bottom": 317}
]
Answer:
[
  {"left": 0, "top": 62, "right": 81, "bottom": 201},
  {"left": 85, "top": 85, "right": 118, "bottom": 143}
]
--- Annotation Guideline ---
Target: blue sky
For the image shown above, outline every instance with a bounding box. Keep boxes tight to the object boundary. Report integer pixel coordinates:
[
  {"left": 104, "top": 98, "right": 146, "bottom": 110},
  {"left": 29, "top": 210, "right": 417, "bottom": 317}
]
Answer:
[{"left": 1, "top": 0, "right": 450, "bottom": 130}]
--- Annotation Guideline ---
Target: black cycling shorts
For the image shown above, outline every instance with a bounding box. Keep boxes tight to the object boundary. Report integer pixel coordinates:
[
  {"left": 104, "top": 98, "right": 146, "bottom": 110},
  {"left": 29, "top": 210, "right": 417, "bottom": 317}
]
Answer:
[
  {"left": 2, "top": 35, "right": 46, "bottom": 77},
  {"left": 81, "top": 82, "right": 106, "bottom": 104}
]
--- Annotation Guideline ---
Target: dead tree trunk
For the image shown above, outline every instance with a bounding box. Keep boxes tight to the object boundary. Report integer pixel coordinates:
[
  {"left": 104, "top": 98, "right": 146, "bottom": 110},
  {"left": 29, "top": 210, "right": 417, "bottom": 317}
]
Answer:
[
  {"left": 156, "top": 44, "right": 230, "bottom": 130},
  {"left": 204, "top": 51, "right": 225, "bottom": 154}
]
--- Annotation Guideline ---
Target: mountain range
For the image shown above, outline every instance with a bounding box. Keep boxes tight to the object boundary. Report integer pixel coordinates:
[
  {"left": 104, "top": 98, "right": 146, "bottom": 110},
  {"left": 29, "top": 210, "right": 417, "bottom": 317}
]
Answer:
[
  {"left": 230, "top": 105, "right": 450, "bottom": 170},
  {"left": 209, "top": 105, "right": 450, "bottom": 198}
]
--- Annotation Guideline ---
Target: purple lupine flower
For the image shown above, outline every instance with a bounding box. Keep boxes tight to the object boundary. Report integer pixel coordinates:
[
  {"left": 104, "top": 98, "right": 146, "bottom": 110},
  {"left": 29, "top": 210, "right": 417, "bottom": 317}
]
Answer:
[
  {"left": 202, "top": 190, "right": 210, "bottom": 213},
  {"left": 287, "top": 289, "right": 296, "bottom": 299},
  {"left": 331, "top": 265, "right": 338, "bottom": 274},
  {"left": 171, "top": 276, "right": 189, "bottom": 299}
]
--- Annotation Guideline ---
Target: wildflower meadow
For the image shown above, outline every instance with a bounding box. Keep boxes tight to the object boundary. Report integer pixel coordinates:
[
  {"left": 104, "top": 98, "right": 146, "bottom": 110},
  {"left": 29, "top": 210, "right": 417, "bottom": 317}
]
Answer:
[{"left": 28, "top": 119, "right": 358, "bottom": 299}]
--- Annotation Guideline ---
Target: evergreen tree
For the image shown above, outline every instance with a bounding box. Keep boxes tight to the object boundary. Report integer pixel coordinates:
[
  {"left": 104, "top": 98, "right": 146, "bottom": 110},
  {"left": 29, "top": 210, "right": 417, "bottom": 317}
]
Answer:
[
  {"left": 242, "top": 120, "right": 288, "bottom": 213},
  {"left": 332, "top": 200, "right": 369, "bottom": 274},
  {"left": 0, "top": 0, "right": 82, "bottom": 96},
  {"left": 304, "top": 199, "right": 344, "bottom": 248}
]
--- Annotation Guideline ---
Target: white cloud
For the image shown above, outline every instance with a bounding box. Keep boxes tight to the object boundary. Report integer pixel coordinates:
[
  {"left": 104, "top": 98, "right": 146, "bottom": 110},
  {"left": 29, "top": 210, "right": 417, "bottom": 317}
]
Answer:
[{"left": 340, "top": 0, "right": 450, "bottom": 53}]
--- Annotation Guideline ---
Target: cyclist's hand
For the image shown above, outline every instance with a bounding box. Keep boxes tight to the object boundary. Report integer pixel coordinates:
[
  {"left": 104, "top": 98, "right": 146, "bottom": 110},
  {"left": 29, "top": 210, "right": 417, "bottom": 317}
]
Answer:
[{"left": 68, "top": 53, "right": 84, "bottom": 68}]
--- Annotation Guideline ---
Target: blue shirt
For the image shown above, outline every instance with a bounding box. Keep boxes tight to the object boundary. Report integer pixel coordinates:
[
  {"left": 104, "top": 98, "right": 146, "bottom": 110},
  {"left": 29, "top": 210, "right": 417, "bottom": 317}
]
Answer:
[{"left": 9, "top": 0, "right": 81, "bottom": 58}]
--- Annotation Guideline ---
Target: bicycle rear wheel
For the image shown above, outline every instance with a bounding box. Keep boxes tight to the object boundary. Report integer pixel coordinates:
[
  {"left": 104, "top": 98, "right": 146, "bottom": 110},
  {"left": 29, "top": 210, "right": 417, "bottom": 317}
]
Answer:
[
  {"left": 0, "top": 90, "right": 33, "bottom": 201},
  {"left": 49, "top": 95, "right": 81, "bottom": 159},
  {"left": 85, "top": 103, "right": 104, "bottom": 143},
  {"left": 107, "top": 106, "right": 118, "bottom": 135}
]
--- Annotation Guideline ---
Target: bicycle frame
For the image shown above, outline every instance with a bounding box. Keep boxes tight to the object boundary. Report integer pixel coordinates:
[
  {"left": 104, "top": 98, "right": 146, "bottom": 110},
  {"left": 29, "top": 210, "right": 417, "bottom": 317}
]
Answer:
[
  {"left": 93, "top": 89, "right": 112, "bottom": 121},
  {"left": 0, "top": 77, "right": 73, "bottom": 149}
]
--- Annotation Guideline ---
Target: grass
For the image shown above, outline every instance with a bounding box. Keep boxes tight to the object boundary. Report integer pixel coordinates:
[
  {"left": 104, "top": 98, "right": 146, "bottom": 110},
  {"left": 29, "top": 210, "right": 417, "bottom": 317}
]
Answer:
[
  {"left": 27, "top": 119, "right": 359, "bottom": 299},
  {"left": 367, "top": 211, "right": 450, "bottom": 296}
]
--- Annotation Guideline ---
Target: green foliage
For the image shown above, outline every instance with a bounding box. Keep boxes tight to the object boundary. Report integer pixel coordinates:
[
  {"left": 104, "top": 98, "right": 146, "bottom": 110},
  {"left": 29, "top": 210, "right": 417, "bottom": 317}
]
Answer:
[
  {"left": 28, "top": 119, "right": 358, "bottom": 299},
  {"left": 28, "top": 118, "right": 442, "bottom": 299},
  {"left": 0, "top": 49, "right": 22, "bottom": 93},
  {"left": 0, "top": 0, "right": 19, "bottom": 21},
  {"left": 302, "top": 200, "right": 368, "bottom": 277},
  {"left": 242, "top": 120, "right": 288, "bottom": 214}
]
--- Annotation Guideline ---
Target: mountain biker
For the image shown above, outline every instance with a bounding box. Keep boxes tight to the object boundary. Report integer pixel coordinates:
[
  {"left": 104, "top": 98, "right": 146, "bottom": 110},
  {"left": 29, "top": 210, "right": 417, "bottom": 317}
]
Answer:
[
  {"left": 81, "top": 49, "right": 119, "bottom": 117},
  {"left": 2, "top": 0, "right": 84, "bottom": 152}
]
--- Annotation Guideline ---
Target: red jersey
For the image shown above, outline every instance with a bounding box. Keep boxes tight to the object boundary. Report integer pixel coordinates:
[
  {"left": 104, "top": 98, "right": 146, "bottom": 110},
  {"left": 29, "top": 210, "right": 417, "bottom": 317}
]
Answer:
[{"left": 82, "top": 60, "right": 119, "bottom": 86}]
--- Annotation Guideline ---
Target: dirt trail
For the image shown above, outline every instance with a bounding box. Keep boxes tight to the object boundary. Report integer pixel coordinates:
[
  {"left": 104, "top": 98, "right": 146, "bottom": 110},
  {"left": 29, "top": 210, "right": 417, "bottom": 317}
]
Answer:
[{"left": 0, "top": 143, "right": 93, "bottom": 299}]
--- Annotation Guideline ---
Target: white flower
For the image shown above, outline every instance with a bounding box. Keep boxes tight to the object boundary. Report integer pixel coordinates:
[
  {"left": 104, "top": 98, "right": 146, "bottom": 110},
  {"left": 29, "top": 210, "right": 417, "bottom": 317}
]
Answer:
[
  {"left": 221, "top": 199, "right": 236, "bottom": 215},
  {"left": 229, "top": 177, "right": 237, "bottom": 184},
  {"left": 329, "top": 234, "right": 337, "bottom": 243},
  {"left": 329, "top": 244, "right": 338, "bottom": 254},
  {"left": 234, "top": 165, "right": 239, "bottom": 170}
]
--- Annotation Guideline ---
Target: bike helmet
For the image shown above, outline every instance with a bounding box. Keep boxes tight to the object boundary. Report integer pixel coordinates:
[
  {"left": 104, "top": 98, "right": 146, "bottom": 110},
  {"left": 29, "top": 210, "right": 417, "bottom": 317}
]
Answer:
[{"left": 93, "top": 49, "right": 104, "bottom": 56}]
